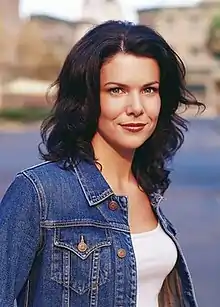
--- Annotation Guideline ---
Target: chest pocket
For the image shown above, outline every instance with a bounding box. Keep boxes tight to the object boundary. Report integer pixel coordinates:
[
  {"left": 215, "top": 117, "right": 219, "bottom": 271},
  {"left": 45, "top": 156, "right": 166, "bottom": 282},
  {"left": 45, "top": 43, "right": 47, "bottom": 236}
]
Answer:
[{"left": 51, "top": 226, "right": 112, "bottom": 295}]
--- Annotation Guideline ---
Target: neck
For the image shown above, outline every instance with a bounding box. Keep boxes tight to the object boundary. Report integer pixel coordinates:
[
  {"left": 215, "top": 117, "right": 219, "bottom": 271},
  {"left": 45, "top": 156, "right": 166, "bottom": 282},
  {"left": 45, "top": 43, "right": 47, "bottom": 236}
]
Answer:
[{"left": 92, "top": 134, "right": 135, "bottom": 194}]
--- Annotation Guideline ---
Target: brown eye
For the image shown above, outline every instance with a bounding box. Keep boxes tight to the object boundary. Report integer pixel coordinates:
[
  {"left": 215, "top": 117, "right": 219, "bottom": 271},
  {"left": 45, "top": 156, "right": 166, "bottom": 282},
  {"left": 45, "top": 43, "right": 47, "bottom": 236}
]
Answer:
[
  {"left": 109, "top": 87, "right": 124, "bottom": 95},
  {"left": 143, "top": 87, "right": 158, "bottom": 95}
]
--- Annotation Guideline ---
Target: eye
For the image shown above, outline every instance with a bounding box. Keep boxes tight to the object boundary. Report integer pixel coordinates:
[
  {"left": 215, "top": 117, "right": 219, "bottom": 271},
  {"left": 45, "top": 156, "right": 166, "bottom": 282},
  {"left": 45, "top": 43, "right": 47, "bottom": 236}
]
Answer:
[
  {"left": 108, "top": 87, "right": 125, "bottom": 95},
  {"left": 142, "top": 87, "right": 159, "bottom": 95}
]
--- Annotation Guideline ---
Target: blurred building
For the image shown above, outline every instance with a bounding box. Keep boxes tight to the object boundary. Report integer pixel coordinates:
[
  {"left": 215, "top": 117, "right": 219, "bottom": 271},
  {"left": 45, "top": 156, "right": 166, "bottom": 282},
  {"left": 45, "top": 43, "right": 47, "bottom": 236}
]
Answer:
[
  {"left": 82, "top": 0, "right": 123, "bottom": 23},
  {"left": 0, "top": 0, "right": 220, "bottom": 115},
  {"left": 0, "top": 0, "right": 21, "bottom": 107},
  {"left": 25, "top": 15, "right": 95, "bottom": 59},
  {"left": 26, "top": 0, "right": 123, "bottom": 51},
  {"left": 0, "top": 0, "right": 21, "bottom": 71},
  {"left": 0, "top": 0, "right": 123, "bottom": 108},
  {"left": 138, "top": 0, "right": 220, "bottom": 115}
]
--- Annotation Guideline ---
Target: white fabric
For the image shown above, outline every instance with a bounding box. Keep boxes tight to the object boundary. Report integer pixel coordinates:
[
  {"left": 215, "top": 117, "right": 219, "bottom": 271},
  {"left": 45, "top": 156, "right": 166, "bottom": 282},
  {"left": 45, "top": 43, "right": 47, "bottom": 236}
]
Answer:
[{"left": 131, "top": 223, "right": 178, "bottom": 307}]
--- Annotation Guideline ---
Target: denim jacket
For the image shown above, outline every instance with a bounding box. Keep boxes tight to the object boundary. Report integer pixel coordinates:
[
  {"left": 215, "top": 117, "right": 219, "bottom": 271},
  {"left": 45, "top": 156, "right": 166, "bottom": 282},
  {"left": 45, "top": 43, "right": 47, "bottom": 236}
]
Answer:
[{"left": 0, "top": 160, "right": 198, "bottom": 307}]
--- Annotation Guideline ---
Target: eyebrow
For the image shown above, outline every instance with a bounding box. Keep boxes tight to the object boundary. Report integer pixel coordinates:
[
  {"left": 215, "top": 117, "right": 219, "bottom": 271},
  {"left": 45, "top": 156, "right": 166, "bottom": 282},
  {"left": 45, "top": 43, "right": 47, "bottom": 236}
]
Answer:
[{"left": 104, "top": 81, "right": 160, "bottom": 87}]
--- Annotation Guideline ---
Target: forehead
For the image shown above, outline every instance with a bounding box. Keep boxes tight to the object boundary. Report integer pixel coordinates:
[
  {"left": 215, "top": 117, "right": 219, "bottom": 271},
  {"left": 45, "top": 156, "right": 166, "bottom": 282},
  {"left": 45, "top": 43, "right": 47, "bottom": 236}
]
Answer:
[{"left": 100, "top": 53, "right": 160, "bottom": 85}]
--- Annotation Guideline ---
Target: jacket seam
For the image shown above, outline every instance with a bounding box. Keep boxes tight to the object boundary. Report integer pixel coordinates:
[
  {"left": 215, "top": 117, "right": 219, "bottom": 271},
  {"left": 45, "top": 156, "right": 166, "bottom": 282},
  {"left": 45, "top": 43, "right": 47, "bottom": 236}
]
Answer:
[{"left": 19, "top": 171, "right": 45, "bottom": 251}]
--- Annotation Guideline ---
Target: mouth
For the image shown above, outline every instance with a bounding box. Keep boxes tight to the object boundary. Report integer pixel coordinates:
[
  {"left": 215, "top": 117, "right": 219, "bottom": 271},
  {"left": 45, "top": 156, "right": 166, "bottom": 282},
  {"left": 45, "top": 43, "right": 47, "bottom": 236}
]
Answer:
[{"left": 120, "top": 123, "right": 146, "bottom": 132}]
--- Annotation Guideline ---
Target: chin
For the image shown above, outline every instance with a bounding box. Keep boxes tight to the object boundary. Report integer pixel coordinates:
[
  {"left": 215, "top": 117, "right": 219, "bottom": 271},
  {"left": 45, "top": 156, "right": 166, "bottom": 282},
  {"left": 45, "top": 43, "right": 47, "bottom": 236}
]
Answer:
[{"left": 117, "top": 139, "right": 147, "bottom": 151}]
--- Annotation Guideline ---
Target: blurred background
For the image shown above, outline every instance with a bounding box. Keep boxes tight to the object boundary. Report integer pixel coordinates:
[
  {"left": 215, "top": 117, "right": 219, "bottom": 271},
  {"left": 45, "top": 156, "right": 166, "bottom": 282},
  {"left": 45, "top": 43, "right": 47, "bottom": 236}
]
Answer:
[{"left": 0, "top": 0, "right": 219, "bottom": 306}]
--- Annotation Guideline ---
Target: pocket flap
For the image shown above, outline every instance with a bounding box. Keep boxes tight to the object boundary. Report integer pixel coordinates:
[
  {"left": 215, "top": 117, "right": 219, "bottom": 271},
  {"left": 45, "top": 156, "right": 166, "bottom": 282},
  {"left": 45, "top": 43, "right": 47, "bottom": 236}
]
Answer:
[{"left": 54, "top": 226, "right": 112, "bottom": 260}]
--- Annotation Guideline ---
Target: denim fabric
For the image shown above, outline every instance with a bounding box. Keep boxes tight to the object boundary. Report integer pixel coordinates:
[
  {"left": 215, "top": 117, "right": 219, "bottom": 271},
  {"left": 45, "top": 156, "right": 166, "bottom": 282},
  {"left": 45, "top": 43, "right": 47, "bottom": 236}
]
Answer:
[{"left": 0, "top": 160, "right": 198, "bottom": 307}]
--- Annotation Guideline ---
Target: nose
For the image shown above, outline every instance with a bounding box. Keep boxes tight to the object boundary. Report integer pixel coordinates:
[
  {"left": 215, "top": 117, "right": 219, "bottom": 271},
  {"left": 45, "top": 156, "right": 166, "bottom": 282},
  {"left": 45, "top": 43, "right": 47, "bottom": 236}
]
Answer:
[{"left": 126, "top": 92, "right": 144, "bottom": 116}]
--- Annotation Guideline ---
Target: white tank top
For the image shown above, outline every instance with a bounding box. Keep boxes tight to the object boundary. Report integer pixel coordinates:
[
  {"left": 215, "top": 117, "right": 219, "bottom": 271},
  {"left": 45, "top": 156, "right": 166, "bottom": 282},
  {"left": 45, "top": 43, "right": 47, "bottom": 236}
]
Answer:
[{"left": 131, "top": 223, "right": 178, "bottom": 307}]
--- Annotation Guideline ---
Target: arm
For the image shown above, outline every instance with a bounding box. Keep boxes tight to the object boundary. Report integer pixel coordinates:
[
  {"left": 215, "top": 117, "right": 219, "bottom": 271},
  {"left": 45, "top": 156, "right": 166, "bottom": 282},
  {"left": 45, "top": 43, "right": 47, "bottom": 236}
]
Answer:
[{"left": 0, "top": 173, "right": 41, "bottom": 306}]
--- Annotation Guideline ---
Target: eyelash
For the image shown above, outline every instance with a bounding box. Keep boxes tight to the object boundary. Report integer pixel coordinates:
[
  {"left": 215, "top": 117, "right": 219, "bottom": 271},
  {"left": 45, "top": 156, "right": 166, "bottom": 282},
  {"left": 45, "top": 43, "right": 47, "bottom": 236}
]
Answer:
[
  {"left": 108, "top": 87, "right": 159, "bottom": 95},
  {"left": 143, "top": 87, "right": 159, "bottom": 94},
  {"left": 108, "top": 87, "right": 124, "bottom": 95}
]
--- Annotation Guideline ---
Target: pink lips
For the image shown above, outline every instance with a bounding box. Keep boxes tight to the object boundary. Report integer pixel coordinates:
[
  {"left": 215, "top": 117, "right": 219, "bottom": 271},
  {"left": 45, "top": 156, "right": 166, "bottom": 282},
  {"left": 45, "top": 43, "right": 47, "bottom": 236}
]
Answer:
[{"left": 120, "top": 123, "right": 146, "bottom": 132}]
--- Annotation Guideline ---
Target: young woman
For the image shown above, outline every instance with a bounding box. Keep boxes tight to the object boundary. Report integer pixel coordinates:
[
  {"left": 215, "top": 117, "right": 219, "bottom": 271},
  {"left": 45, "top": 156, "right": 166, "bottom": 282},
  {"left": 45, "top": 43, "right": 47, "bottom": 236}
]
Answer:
[{"left": 0, "top": 20, "right": 204, "bottom": 307}]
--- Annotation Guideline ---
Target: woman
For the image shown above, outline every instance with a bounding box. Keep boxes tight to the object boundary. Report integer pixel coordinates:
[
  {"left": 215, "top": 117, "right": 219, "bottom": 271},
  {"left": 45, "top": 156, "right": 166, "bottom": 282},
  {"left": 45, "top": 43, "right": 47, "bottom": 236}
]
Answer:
[{"left": 0, "top": 20, "right": 204, "bottom": 307}]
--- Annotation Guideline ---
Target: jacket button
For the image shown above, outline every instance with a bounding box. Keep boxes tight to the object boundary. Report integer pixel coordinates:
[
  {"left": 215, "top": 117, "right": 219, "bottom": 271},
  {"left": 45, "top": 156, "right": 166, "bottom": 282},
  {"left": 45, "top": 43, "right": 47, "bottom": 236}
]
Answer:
[
  {"left": 108, "top": 201, "right": 119, "bottom": 211},
  {"left": 78, "top": 242, "right": 88, "bottom": 252},
  {"left": 77, "top": 236, "right": 88, "bottom": 252},
  {"left": 117, "top": 248, "right": 126, "bottom": 258}
]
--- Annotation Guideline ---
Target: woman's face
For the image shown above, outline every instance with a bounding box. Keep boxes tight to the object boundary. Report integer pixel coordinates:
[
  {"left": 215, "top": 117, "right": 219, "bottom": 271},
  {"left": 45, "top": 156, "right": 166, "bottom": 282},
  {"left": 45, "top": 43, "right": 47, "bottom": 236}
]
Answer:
[{"left": 94, "top": 52, "right": 161, "bottom": 153}]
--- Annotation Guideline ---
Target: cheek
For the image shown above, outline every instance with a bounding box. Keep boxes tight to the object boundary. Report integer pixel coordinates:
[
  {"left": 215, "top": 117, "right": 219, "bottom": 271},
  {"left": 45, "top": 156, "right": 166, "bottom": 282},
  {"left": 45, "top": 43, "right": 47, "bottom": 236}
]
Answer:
[
  {"left": 100, "top": 95, "right": 123, "bottom": 121},
  {"left": 145, "top": 97, "right": 161, "bottom": 119}
]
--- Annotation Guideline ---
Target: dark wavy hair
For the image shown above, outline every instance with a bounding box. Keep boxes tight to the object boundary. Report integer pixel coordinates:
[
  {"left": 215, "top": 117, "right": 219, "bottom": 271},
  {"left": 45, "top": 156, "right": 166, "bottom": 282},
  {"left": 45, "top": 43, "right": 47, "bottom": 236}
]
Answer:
[{"left": 39, "top": 20, "right": 205, "bottom": 195}]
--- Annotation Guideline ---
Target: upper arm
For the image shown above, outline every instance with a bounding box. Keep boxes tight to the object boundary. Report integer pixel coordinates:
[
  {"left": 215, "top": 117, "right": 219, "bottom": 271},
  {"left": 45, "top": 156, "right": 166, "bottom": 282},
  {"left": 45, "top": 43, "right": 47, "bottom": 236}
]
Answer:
[{"left": 0, "top": 173, "right": 41, "bottom": 304}]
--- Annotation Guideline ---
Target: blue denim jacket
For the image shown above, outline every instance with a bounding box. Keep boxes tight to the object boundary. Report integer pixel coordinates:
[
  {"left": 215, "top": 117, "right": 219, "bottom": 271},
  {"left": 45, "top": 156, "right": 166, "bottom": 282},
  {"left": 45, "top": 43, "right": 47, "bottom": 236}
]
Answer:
[{"left": 0, "top": 160, "right": 198, "bottom": 307}]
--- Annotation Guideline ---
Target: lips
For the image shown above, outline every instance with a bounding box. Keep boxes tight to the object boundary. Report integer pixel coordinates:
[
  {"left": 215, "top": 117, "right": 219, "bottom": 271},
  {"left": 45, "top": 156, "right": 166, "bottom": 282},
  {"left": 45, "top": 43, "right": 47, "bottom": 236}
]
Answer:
[
  {"left": 120, "top": 123, "right": 146, "bottom": 132},
  {"left": 120, "top": 123, "right": 146, "bottom": 127}
]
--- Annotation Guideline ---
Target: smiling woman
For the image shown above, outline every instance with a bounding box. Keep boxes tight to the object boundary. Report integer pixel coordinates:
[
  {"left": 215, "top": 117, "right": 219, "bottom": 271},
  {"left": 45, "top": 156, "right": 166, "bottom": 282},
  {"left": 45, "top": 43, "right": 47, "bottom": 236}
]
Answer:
[
  {"left": 96, "top": 54, "right": 161, "bottom": 151},
  {"left": 0, "top": 20, "right": 205, "bottom": 307}
]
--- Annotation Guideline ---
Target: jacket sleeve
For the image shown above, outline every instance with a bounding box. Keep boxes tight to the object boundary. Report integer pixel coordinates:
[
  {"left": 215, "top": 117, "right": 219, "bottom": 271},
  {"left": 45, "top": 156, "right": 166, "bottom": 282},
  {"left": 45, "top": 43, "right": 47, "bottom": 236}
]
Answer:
[{"left": 0, "top": 173, "right": 41, "bottom": 306}]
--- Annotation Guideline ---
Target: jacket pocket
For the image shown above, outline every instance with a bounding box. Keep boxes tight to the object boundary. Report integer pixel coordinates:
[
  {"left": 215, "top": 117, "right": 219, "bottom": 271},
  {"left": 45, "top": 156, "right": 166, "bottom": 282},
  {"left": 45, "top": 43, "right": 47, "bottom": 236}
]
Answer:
[{"left": 51, "top": 225, "right": 112, "bottom": 295}]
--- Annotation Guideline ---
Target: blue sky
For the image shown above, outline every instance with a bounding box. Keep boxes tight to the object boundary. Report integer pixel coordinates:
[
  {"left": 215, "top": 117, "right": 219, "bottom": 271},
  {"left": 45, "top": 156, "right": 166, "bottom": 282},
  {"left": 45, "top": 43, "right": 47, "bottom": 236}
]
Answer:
[{"left": 20, "top": 0, "right": 199, "bottom": 21}]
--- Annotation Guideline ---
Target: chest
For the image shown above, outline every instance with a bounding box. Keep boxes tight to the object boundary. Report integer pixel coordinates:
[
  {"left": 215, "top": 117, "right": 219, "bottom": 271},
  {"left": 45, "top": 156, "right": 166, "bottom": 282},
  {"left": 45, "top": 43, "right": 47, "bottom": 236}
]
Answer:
[
  {"left": 131, "top": 224, "right": 178, "bottom": 306},
  {"left": 37, "top": 188, "right": 196, "bottom": 307},
  {"left": 125, "top": 188, "right": 158, "bottom": 233},
  {"left": 131, "top": 224, "right": 178, "bottom": 282}
]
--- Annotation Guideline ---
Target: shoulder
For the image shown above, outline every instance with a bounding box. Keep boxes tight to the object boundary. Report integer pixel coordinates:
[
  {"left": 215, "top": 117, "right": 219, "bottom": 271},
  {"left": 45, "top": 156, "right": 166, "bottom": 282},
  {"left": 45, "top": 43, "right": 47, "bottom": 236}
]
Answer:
[
  {"left": 20, "top": 161, "right": 62, "bottom": 176},
  {"left": 18, "top": 160, "right": 77, "bottom": 185},
  {"left": 16, "top": 160, "right": 81, "bottom": 201}
]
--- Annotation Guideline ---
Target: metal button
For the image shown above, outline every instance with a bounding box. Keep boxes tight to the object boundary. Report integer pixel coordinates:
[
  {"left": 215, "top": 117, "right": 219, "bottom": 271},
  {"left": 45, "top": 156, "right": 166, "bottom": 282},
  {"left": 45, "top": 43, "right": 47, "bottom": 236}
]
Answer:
[
  {"left": 108, "top": 201, "right": 119, "bottom": 211},
  {"left": 77, "top": 236, "right": 88, "bottom": 252},
  {"left": 117, "top": 248, "right": 126, "bottom": 258}
]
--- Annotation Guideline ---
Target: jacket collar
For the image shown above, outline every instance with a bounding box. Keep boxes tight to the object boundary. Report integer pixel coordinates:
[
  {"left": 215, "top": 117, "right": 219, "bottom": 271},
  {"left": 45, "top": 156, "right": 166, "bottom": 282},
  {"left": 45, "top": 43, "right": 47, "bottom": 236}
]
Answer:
[
  {"left": 73, "top": 159, "right": 164, "bottom": 208},
  {"left": 74, "top": 159, "right": 114, "bottom": 206}
]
